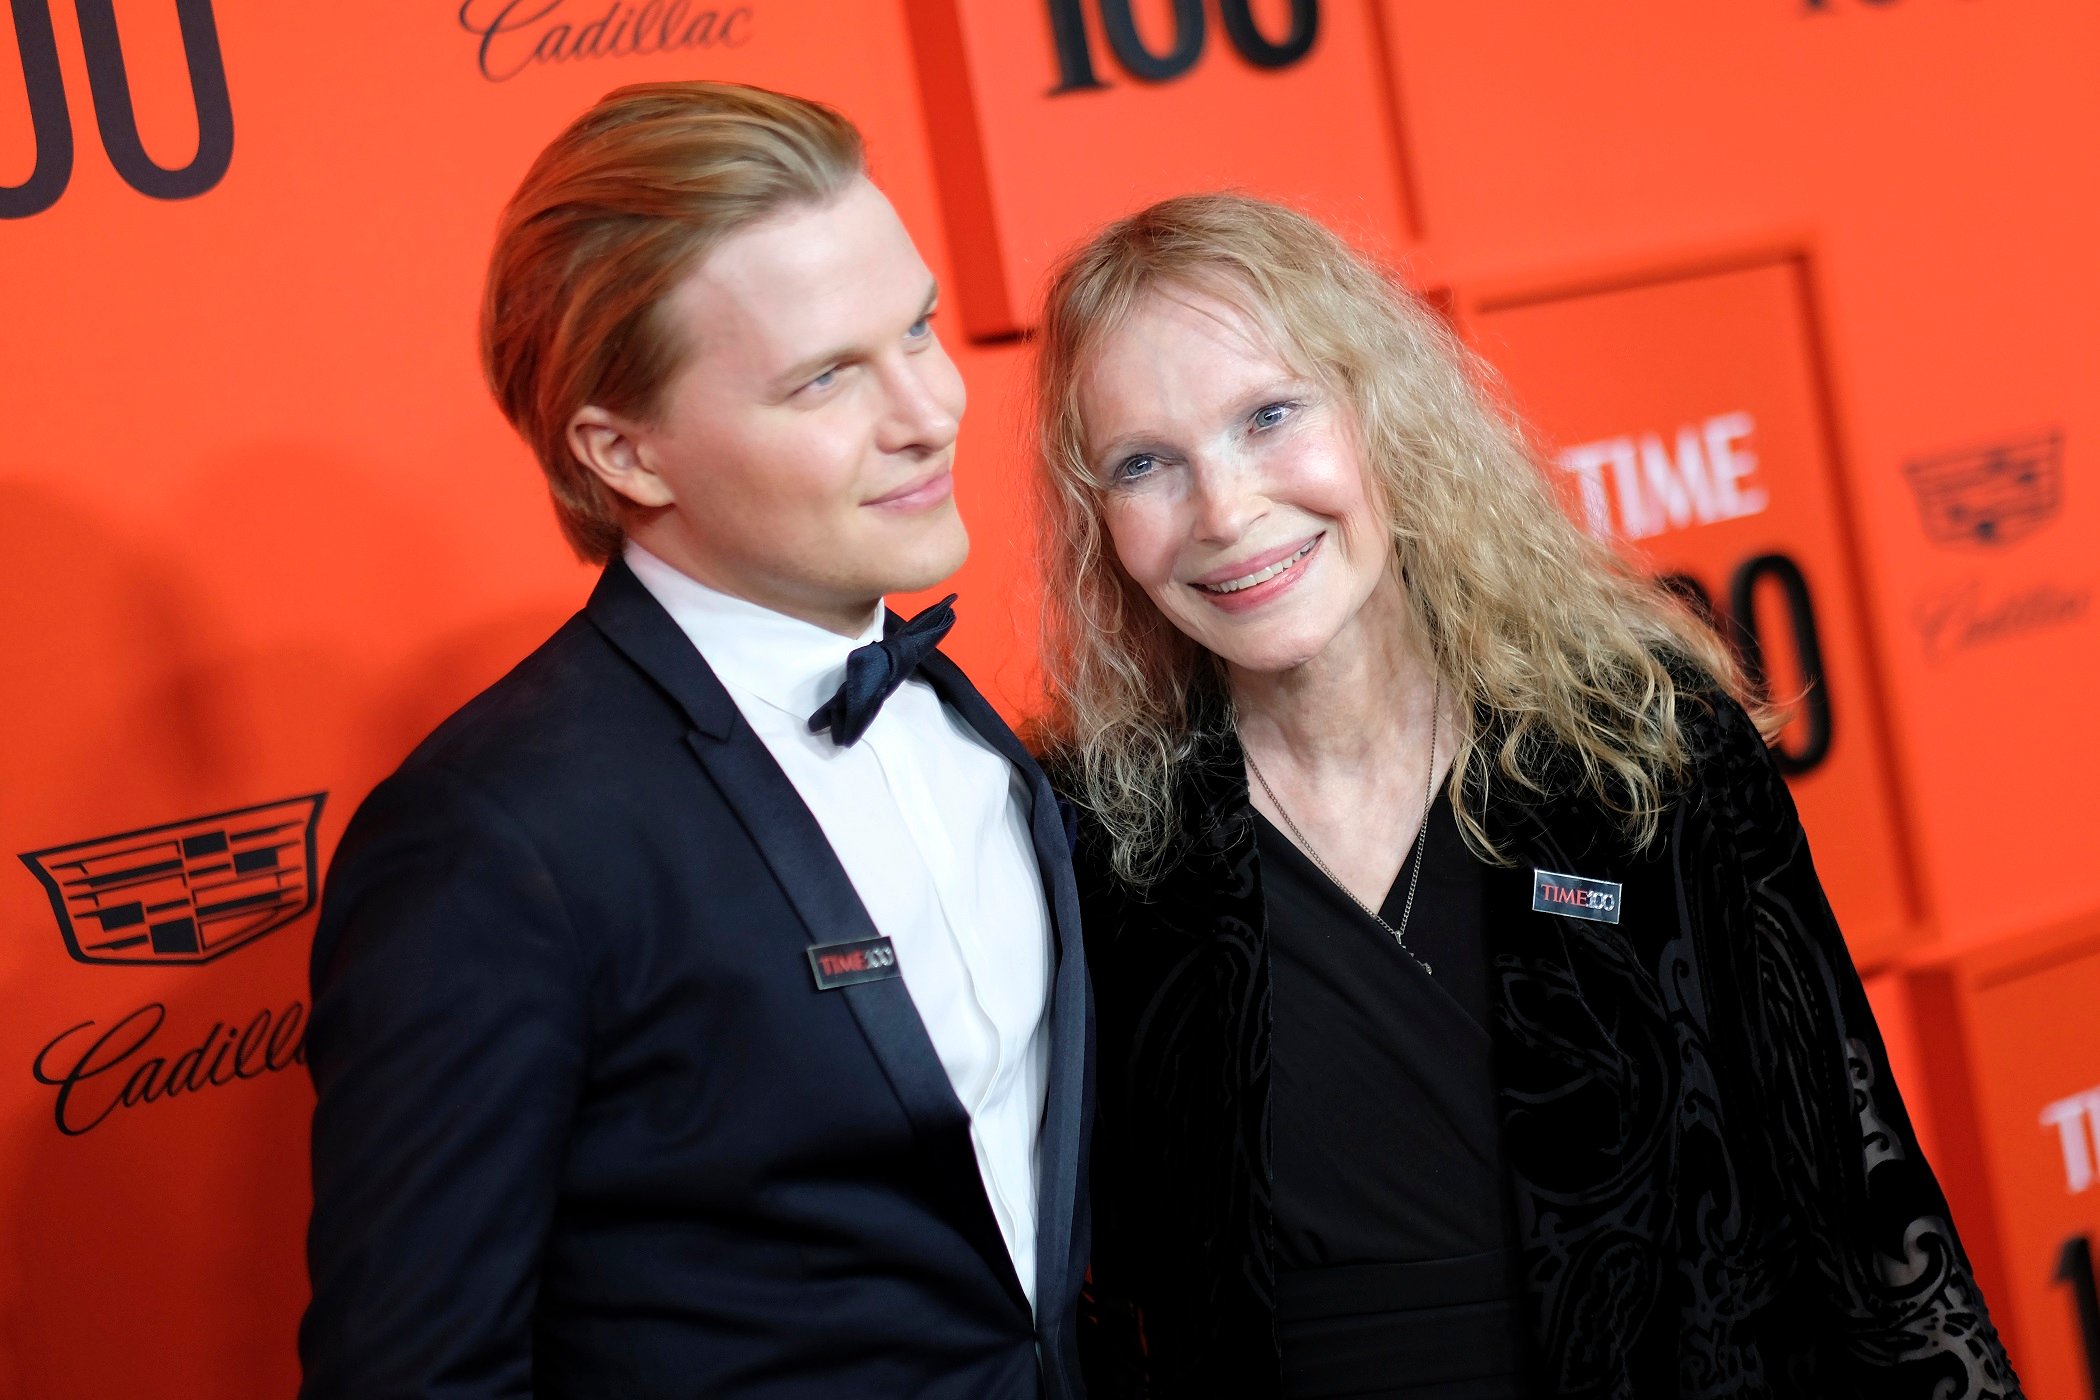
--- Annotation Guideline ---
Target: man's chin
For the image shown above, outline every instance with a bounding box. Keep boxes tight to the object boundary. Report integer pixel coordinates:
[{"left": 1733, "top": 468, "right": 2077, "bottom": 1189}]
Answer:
[{"left": 875, "top": 520, "right": 969, "bottom": 597}]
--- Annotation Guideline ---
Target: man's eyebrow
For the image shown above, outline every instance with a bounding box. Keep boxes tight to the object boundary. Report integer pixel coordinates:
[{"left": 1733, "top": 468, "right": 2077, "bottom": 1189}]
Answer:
[{"left": 771, "top": 281, "right": 940, "bottom": 397}]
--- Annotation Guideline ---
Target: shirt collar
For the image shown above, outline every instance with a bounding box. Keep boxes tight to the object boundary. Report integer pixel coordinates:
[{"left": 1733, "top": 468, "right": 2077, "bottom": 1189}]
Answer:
[{"left": 624, "top": 540, "right": 883, "bottom": 721}]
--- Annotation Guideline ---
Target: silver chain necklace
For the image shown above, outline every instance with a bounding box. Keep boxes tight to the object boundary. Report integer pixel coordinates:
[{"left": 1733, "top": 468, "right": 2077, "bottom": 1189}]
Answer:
[{"left": 1242, "top": 675, "right": 1441, "bottom": 976}]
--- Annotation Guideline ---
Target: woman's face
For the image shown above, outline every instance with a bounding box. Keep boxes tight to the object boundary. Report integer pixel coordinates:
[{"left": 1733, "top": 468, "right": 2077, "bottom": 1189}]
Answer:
[{"left": 1078, "top": 284, "right": 1396, "bottom": 677}]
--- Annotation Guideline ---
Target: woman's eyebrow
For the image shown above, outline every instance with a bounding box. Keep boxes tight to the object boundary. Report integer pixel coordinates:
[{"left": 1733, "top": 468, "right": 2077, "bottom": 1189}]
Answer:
[
  {"left": 1089, "top": 430, "right": 1160, "bottom": 465},
  {"left": 1087, "top": 380, "right": 1313, "bottom": 462}
]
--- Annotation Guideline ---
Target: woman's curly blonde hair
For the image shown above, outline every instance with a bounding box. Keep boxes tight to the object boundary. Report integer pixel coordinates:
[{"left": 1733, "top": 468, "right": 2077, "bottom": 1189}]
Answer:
[{"left": 1032, "top": 193, "right": 1769, "bottom": 886}]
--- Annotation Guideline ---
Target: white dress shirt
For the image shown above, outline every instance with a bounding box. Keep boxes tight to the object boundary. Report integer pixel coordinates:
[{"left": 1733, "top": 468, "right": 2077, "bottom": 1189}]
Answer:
[{"left": 625, "top": 542, "right": 1054, "bottom": 1313}]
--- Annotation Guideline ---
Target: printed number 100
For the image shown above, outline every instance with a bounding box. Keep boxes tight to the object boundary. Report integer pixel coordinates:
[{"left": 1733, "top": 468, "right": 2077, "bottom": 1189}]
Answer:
[
  {"left": 1657, "top": 552, "right": 1832, "bottom": 776},
  {"left": 1044, "top": 0, "right": 1319, "bottom": 90},
  {"left": 2059, "top": 1235, "right": 2100, "bottom": 1395}
]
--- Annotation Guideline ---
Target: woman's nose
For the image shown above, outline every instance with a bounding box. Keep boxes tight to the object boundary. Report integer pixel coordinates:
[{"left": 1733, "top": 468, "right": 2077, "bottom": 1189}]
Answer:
[{"left": 1187, "top": 457, "right": 1262, "bottom": 544}]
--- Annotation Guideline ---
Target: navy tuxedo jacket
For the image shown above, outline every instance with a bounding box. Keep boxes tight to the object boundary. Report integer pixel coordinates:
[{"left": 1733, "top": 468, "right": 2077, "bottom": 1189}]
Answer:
[{"left": 299, "top": 558, "right": 1092, "bottom": 1399}]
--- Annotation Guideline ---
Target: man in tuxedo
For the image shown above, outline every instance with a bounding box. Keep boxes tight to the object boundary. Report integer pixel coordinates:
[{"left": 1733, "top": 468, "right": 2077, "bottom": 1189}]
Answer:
[{"left": 298, "top": 81, "right": 1089, "bottom": 1399}]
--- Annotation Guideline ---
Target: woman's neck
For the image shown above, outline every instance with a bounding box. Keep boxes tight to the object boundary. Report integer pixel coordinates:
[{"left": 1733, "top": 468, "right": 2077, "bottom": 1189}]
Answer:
[
  {"left": 1227, "top": 574, "right": 1448, "bottom": 912},
  {"left": 1227, "top": 573, "right": 1436, "bottom": 777}
]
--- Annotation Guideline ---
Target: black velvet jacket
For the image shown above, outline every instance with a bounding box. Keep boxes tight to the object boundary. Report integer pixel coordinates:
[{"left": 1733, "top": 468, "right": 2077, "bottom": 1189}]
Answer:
[{"left": 1069, "top": 693, "right": 2020, "bottom": 1398}]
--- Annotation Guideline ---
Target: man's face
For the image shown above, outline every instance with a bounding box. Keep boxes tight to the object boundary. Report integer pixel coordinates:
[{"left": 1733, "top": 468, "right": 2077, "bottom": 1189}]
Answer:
[{"left": 576, "top": 177, "right": 968, "bottom": 634}]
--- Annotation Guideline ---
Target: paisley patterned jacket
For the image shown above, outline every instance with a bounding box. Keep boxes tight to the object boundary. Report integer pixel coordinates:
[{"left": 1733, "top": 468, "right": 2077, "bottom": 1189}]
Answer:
[{"left": 1068, "top": 691, "right": 2021, "bottom": 1398}]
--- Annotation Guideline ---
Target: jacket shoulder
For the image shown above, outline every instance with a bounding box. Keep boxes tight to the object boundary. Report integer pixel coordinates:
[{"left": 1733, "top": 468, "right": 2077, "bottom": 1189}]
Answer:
[
  {"left": 393, "top": 611, "right": 678, "bottom": 797},
  {"left": 332, "top": 610, "right": 707, "bottom": 894}
]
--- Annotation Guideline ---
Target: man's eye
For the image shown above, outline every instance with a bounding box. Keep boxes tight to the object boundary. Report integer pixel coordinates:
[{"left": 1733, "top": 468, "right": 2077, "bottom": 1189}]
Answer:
[
  {"left": 1251, "top": 401, "right": 1296, "bottom": 431},
  {"left": 906, "top": 314, "right": 934, "bottom": 340},
  {"left": 805, "top": 366, "right": 840, "bottom": 392}
]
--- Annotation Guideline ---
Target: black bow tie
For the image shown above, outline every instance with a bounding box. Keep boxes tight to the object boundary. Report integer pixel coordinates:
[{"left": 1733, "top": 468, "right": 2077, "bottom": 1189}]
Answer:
[{"left": 806, "top": 594, "right": 958, "bottom": 747}]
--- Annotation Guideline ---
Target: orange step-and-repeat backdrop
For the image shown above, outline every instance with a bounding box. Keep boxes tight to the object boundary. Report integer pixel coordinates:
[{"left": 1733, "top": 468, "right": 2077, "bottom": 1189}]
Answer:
[{"left": 2, "top": 2, "right": 2095, "bottom": 1395}]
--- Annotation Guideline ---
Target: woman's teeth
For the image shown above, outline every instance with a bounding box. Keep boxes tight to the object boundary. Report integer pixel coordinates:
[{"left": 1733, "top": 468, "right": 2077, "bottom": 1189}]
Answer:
[{"left": 1197, "top": 538, "right": 1318, "bottom": 594}]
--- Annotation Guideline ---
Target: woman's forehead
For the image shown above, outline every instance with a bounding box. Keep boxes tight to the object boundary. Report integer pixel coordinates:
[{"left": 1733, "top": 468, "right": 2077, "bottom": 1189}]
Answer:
[{"left": 1081, "top": 281, "right": 1310, "bottom": 397}]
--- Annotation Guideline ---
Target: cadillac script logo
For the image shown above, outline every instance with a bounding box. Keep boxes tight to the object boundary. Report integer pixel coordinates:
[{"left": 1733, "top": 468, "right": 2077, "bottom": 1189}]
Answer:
[
  {"left": 1904, "top": 429, "right": 2063, "bottom": 548},
  {"left": 20, "top": 795, "right": 326, "bottom": 965}
]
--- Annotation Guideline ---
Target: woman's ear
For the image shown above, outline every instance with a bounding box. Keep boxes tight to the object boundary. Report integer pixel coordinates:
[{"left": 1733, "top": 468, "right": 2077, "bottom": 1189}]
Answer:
[{"left": 568, "top": 406, "right": 676, "bottom": 509}]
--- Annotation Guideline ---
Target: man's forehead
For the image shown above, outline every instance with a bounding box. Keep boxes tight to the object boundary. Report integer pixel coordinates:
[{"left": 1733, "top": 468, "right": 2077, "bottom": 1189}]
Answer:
[{"left": 674, "top": 181, "right": 927, "bottom": 372}]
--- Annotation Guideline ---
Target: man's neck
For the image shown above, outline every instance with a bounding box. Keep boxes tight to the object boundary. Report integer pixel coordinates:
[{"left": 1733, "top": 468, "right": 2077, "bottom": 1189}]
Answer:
[{"left": 621, "top": 534, "right": 878, "bottom": 640}]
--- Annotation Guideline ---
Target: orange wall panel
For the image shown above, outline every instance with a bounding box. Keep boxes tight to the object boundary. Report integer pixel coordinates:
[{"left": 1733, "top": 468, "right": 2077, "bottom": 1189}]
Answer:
[
  {"left": 0, "top": 5, "right": 1021, "bottom": 1396},
  {"left": 2, "top": 0, "right": 2097, "bottom": 1394},
  {"left": 1457, "top": 251, "right": 1918, "bottom": 967},
  {"left": 1374, "top": 0, "right": 2100, "bottom": 948},
  {"left": 905, "top": 0, "right": 1411, "bottom": 338},
  {"left": 1911, "top": 913, "right": 2100, "bottom": 1398}
]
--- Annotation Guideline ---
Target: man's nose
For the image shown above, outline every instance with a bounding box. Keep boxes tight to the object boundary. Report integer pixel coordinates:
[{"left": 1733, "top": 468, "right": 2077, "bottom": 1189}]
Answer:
[{"left": 875, "top": 351, "right": 962, "bottom": 456}]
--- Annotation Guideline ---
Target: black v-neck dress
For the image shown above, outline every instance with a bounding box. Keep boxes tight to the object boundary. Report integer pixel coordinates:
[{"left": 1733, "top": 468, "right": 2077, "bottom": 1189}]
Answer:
[{"left": 1258, "top": 786, "right": 1530, "bottom": 1398}]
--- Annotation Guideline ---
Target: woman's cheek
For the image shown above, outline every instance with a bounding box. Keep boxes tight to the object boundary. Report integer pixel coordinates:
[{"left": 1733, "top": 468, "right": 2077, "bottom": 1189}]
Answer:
[{"left": 1103, "top": 503, "right": 1168, "bottom": 590}]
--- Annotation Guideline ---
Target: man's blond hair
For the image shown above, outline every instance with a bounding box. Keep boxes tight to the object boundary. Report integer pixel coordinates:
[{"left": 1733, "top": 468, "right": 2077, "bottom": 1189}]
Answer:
[{"left": 481, "top": 81, "right": 864, "bottom": 561}]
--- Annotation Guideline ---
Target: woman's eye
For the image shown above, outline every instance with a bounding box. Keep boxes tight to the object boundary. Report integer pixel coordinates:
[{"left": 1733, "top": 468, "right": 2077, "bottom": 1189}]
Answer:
[
  {"left": 804, "top": 366, "right": 840, "bottom": 392},
  {"left": 905, "top": 314, "right": 934, "bottom": 341},
  {"left": 1251, "top": 401, "right": 1296, "bottom": 431},
  {"left": 1111, "top": 454, "right": 1157, "bottom": 484}
]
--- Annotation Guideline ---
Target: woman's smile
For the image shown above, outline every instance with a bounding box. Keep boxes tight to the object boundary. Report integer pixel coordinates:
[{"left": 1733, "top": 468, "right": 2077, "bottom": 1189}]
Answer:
[
  {"left": 1081, "top": 286, "right": 1391, "bottom": 675},
  {"left": 1190, "top": 533, "right": 1324, "bottom": 612}
]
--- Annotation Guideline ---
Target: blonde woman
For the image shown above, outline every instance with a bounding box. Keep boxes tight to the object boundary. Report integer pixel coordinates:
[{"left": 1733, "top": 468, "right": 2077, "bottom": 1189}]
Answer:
[{"left": 1034, "top": 194, "right": 2017, "bottom": 1400}]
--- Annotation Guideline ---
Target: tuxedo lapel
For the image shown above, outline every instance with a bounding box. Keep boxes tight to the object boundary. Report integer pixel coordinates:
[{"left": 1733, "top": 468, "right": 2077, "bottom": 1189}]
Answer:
[
  {"left": 587, "top": 563, "right": 1033, "bottom": 1314},
  {"left": 584, "top": 555, "right": 740, "bottom": 739},
  {"left": 585, "top": 564, "right": 975, "bottom": 1143},
  {"left": 915, "top": 646, "right": 1092, "bottom": 1326},
  {"left": 675, "top": 728, "right": 1040, "bottom": 1318},
  {"left": 680, "top": 729, "right": 976, "bottom": 1141}
]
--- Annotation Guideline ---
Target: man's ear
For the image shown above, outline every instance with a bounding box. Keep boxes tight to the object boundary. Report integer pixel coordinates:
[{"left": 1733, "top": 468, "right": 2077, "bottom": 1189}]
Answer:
[{"left": 568, "top": 406, "right": 676, "bottom": 509}]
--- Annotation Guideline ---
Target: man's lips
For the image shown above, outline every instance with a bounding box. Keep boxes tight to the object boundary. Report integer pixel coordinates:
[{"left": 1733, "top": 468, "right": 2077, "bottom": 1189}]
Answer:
[
  {"left": 865, "top": 468, "right": 954, "bottom": 510},
  {"left": 1190, "top": 534, "right": 1323, "bottom": 594}
]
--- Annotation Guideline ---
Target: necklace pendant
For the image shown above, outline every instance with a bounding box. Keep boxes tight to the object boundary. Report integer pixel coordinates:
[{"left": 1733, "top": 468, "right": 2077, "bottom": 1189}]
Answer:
[
  {"left": 1244, "top": 673, "right": 1444, "bottom": 983},
  {"left": 1394, "top": 940, "right": 1433, "bottom": 976}
]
